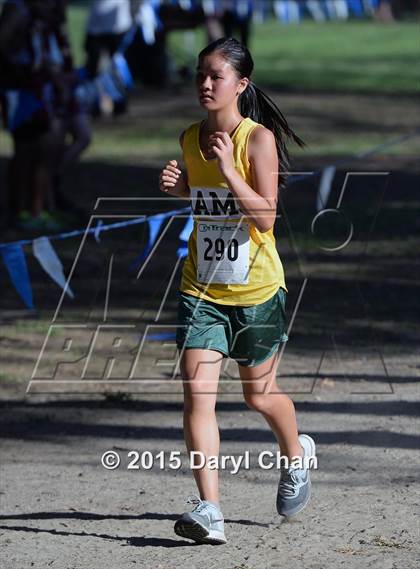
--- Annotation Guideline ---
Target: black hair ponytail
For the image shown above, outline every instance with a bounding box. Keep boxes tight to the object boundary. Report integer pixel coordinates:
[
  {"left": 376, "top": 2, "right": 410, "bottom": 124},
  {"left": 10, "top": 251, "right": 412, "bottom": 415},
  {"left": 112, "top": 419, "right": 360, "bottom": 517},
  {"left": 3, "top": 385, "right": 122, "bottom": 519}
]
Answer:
[
  {"left": 199, "top": 37, "right": 305, "bottom": 189},
  {"left": 239, "top": 81, "right": 305, "bottom": 188}
]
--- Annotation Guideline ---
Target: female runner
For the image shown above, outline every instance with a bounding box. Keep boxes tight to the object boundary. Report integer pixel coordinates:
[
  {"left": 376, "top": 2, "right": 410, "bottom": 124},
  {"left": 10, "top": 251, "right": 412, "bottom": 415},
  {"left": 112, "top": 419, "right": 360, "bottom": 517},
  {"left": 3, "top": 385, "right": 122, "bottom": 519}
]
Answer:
[{"left": 159, "top": 37, "right": 316, "bottom": 545}]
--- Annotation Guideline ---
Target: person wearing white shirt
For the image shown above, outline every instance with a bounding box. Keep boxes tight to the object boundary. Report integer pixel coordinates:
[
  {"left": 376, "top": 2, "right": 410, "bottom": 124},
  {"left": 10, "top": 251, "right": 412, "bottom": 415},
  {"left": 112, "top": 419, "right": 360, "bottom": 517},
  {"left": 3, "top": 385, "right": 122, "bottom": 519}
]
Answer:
[{"left": 85, "top": 0, "right": 133, "bottom": 78}]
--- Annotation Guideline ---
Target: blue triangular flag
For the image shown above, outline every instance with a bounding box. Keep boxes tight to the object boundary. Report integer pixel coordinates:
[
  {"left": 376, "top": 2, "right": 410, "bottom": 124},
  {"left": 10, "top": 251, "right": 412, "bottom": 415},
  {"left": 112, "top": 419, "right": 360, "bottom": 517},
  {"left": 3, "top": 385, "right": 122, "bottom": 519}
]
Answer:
[
  {"left": 148, "top": 332, "right": 176, "bottom": 341},
  {"left": 32, "top": 237, "right": 74, "bottom": 299},
  {"left": 94, "top": 219, "right": 104, "bottom": 243},
  {"left": 112, "top": 53, "right": 134, "bottom": 89},
  {"left": 177, "top": 246, "right": 188, "bottom": 258},
  {"left": 130, "top": 214, "right": 166, "bottom": 270},
  {"left": 97, "top": 70, "right": 124, "bottom": 102},
  {"left": 177, "top": 215, "right": 193, "bottom": 258},
  {"left": 1, "top": 244, "right": 34, "bottom": 309},
  {"left": 316, "top": 166, "right": 336, "bottom": 212},
  {"left": 135, "top": 0, "right": 160, "bottom": 45},
  {"left": 179, "top": 215, "right": 194, "bottom": 242}
]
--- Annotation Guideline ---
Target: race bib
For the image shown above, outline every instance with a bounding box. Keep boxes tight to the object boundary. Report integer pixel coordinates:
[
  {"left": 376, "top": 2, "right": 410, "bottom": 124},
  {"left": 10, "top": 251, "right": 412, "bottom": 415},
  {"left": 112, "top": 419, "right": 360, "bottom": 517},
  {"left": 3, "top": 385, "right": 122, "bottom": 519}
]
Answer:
[
  {"left": 190, "top": 187, "right": 250, "bottom": 284},
  {"left": 196, "top": 221, "right": 249, "bottom": 284}
]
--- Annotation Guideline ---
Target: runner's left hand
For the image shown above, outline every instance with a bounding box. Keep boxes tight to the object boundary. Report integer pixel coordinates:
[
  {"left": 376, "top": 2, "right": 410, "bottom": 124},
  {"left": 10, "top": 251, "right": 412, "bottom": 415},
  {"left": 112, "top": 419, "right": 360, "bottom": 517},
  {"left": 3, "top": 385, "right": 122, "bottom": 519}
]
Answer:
[{"left": 209, "top": 132, "right": 235, "bottom": 176}]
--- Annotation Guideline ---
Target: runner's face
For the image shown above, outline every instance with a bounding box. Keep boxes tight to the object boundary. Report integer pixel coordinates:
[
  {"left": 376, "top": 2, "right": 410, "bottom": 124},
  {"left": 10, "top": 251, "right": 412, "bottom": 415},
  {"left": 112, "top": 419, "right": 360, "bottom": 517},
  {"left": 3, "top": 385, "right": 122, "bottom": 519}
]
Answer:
[{"left": 196, "top": 53, "right": 244, "bottom": 110}]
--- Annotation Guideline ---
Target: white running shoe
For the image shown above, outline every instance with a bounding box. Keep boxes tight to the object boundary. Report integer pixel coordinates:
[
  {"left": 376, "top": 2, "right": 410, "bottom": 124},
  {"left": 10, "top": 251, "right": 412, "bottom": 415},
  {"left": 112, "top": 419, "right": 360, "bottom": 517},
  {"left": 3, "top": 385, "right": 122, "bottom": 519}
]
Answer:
[
  {"left": 174, "top": 495, "right": 227, "bottom": 544},
  {"left": 277, "top": 434, "right": 316, "bottom": 518}
]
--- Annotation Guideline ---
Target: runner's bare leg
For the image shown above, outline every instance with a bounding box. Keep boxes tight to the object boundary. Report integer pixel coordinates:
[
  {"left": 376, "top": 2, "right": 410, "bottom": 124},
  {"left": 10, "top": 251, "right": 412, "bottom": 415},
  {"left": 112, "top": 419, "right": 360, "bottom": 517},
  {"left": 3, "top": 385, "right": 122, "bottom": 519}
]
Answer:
[
  {"left": 238, "top": 351, "right": 304, "bottom": 460},
  {"left": 180, "top": 348, "right": 223, "bottom": 505}
]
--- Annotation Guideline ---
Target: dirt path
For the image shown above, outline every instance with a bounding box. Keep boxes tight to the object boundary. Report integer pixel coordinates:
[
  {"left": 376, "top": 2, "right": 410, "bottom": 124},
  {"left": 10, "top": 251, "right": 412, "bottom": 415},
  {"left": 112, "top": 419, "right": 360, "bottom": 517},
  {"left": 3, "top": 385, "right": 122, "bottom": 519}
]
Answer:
[
  {"left": 0, "top": 89, "right": 419, "bottom": 568},
  {"left": 1, "top": 346, "right": 419, "bottom": 569}
]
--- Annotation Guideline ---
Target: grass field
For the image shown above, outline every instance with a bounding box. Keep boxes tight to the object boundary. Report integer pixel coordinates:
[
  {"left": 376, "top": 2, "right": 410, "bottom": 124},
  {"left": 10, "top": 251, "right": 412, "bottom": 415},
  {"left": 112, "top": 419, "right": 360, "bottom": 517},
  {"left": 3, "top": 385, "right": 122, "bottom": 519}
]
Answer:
[
  {"left": 63, "top": 9, "right": 419, "bottom": 162},
  {"left": 0, "top": 10, "right": 418, "bottom": 162},
  {"left": 67, "top": 7, "right": 419, "bottom": 93}
]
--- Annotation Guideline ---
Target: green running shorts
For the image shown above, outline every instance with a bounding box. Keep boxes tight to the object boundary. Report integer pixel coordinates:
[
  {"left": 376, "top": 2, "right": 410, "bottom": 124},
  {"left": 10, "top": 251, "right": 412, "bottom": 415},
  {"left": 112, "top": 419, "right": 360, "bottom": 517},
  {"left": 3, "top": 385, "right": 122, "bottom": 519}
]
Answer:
[{"left": 176, "top": 287, "right": 289, "bottom": 367}]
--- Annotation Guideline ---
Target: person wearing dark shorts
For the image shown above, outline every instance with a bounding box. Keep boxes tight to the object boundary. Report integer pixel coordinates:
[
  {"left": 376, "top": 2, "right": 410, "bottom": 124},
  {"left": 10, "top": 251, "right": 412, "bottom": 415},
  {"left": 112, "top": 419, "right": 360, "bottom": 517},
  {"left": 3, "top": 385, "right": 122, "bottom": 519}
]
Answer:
[
  {"left": 176, "top": 287, "right": 289, "bottom": 368},
  {"left": 159, "top": 37, "right": 316, "bottom": 545}
]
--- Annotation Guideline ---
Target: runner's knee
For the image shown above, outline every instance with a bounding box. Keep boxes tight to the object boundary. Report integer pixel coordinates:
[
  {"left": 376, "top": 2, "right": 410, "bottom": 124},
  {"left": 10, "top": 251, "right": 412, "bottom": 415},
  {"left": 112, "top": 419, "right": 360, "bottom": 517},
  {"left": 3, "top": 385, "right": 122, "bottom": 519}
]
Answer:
[
  {"left": 183, "top": 392, "right": 216, "bottom": 414},
  {"left": 243, "top": 392, "right": 272, "bottom": 413}
]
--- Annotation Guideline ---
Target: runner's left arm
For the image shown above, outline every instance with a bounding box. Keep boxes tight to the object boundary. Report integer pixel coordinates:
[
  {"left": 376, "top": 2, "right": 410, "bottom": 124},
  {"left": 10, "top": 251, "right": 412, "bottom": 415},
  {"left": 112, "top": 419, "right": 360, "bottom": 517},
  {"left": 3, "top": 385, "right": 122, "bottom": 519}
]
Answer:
[{"left": 209, "top": 127, "right": 278, "bottom": 233}]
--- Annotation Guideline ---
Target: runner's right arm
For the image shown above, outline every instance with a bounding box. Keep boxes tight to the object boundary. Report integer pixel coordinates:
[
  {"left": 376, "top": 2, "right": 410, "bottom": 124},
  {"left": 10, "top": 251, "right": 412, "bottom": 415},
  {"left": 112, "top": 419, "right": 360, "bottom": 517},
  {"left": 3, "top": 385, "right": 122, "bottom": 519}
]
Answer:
[{"left": 158, "top": 131, "right": 190, "bottom": 199}]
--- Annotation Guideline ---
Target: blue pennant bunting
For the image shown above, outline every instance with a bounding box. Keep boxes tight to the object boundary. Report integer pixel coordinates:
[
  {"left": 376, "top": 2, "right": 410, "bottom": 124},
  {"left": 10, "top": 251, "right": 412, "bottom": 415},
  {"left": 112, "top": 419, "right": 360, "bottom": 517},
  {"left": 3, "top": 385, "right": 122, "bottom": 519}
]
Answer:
[
  {"left": 94, "top": 219, "right": 104, "bottom": 243},
  {"left": 32, "top": 237, "right": 74, "bottom": 299},
  {"left": 130, "top": 214, "right": 166, "bottom": 270},
  {"left": 179, "top": 215, "right": 194, "bottom": 242},
  {"left": 177, "top": 246, "right": 189, "bottom": 259},
  {"left": 112, "top": 53, "right": 134, "bottom": 89},
  {"left": 316, "top": 166, "right": 336, "bottom": 212},
  {"left": 134, "top": 0, "right": 162, "bottom": 45},
  {"left": 148, "top": 332, "right": 176, "bottom": 341},
  {"left": 1, "top": 244, "right": 34, "bottom": 310},
  {"left": 177, "top": 215, "right": 193, "bottom": 258}
]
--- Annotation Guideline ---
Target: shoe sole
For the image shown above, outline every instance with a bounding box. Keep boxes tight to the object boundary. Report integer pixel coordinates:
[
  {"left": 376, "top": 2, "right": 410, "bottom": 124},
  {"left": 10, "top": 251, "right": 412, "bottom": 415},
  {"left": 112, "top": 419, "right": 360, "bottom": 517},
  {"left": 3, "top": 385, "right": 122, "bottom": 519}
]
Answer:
[
  {"left": 277, "top": 434, "right": 316, "bottom": 519},
  {"left": 174, "top": 519, "right": 227, "bottom": 545}
]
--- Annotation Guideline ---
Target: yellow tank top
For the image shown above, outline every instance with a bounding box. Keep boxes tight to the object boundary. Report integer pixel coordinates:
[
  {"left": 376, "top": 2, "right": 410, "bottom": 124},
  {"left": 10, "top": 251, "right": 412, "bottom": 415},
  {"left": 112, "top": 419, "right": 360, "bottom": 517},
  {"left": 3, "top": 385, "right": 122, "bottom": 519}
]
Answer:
[{"left": 179, "top": 116, "right": 287, "bottom": 306}]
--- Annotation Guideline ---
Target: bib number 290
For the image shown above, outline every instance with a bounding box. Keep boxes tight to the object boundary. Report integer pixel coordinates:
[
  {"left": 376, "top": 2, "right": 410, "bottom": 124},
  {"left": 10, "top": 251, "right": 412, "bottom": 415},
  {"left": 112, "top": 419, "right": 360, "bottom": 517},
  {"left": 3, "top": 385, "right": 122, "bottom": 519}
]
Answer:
[
  {"left": 196, "top": 222, "right": 250, "bottom": 285},
  {"left": 203, "top": 237, "right": 239, "bottom": 261}
]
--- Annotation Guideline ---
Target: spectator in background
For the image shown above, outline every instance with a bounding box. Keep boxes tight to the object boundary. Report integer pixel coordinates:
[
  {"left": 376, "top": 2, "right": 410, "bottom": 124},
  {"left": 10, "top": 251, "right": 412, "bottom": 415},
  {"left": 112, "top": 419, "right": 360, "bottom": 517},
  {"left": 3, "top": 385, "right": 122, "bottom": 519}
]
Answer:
[
  {"left": 374, "top": 0, "right": 420, "bottom": 20},
  {"left": 201, "top": 1, "right": 253, "bottom": 47},
  {"left": 85, "top": 0, "right": 134, "bottom": 115},
  {"left": 374, "top": 0, "right": 396, "bottom": 20},
  {"left": 125, "top": 0, "right": 204, "bottom": 88},
  {"left": 0, "top": 0, "right": 67, "bottom": 230},
  {"left": 52, "top": 0, "right": 92, "bottom": 220},
  {"left": 202, "top": 0, "right": 224, "bottom": 42},
  {"left": 0, "top": 0, "right": 90, "bottom": 231},
  {"left": 221, "top": 0, "right": 253, "bottom": 47}
]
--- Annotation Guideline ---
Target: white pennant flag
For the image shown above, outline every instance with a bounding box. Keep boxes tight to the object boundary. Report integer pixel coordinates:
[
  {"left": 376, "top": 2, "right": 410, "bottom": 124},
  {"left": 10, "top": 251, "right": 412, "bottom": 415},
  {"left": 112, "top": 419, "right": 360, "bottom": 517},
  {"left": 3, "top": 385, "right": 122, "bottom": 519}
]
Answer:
[
  {"left": 316, "top": 165, "right": 336, "bottom": 212},
  {"left": 33, "top": 237, "right": 74, "bottom": 299},
  {"left": 135, "top": 1, "right": 159, "bottom": 45}
]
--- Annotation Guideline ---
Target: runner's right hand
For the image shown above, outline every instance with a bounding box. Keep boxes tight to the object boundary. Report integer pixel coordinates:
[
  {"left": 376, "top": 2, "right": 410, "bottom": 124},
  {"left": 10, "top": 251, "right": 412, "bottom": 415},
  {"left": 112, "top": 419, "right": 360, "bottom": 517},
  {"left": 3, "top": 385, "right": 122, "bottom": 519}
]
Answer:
[{"left": 159, "top": 160, "right": 187, "bottom": 196}]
